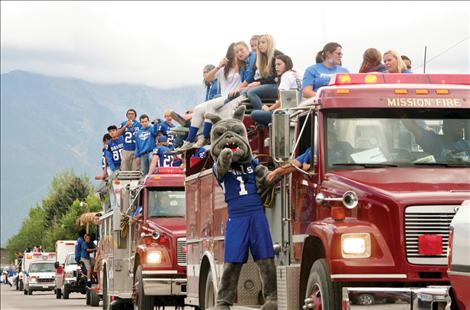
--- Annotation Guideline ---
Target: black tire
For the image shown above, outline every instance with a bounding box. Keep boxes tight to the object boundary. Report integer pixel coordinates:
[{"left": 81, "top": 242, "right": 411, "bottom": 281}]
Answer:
[
  {"left": 203, "top": 270, "right": 215, "bottom": 310},
  {"left": 19, "top": 280, "right": 24, "bottom": 291},
  {"left": 304, "top": 259, "right": 341, "bottom": 310},
  {"left": 23, "top": 289, "right": 27, "bottom": 295},
  {"left": 90, "top": 289, "right": 100, "bottom": 307},
  {"left": 134, "top": 265, "right": 154, "bottom": 310},
  {"left": 86, "top": 289, "right": 91, "bottom": 305},
  {"left": 28, "top": 288, "right": 33, "bottom": 295},
  {"left": 56, "top": 288, "right": 62, "bottom": 299},
  {"left": 63, "top": 285, "right": 70, "bottom": 299}
]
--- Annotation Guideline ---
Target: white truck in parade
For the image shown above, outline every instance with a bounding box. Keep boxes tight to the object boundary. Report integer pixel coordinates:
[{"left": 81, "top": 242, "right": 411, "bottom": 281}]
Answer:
[{"left": 22, "top": 252, "right": 57, "bottom": 295}]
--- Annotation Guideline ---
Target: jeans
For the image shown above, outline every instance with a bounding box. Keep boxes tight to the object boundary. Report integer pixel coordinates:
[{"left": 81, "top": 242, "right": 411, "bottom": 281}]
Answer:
[
  {"left": 251, "top": 110, "right": 273, "bottom": 126},
  {"left": 140, "top": 152, "right": 152, "bottom": 176},
  {"left": 243, "top": 84, "right": 278, "bottom": 110}
]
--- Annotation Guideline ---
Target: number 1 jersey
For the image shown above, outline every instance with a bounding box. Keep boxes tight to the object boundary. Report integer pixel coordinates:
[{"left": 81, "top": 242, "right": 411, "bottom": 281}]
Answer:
[{"left": 214, "top": 159, "right": 263, "bottom": 217}]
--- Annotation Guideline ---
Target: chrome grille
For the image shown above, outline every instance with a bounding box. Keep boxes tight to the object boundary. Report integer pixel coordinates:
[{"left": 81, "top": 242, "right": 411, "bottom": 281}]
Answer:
[
  {"left": 37, "top": 278, "right": 54, "bottom": 283},
  {"left": 177, "top": 238, "right": 187, "bottom": 266},
  {"left": 405, "top": 205, "right": 456, "bottom": 265}
]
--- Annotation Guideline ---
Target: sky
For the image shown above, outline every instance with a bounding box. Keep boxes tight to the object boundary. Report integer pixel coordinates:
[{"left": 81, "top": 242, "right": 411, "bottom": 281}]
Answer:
[{"left": 1, "top": 1, "right": 469, "bottom": 88}]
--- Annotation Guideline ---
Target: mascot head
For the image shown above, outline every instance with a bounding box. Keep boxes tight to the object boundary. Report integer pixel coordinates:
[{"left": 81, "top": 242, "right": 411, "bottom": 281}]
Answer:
[{"left": 205, "top": 105, "right": 252, "bottom": 164}]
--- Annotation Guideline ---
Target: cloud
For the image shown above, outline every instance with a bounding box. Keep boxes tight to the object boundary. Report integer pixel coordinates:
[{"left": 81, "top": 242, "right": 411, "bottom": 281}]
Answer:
[{"left": 1, "top": 1, "right": 469, "bottom": 87}]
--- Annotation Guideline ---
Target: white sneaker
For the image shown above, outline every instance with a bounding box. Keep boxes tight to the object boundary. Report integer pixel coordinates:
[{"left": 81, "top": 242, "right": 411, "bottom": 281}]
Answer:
[{"left": 167, "top": 140, "right": 194, "bottom": 154}]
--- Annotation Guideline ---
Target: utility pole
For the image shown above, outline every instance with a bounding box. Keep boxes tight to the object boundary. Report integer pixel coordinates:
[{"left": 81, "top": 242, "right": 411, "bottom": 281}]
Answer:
[{"left": 423, "top": 46, "right": 427, "bottom": 73}]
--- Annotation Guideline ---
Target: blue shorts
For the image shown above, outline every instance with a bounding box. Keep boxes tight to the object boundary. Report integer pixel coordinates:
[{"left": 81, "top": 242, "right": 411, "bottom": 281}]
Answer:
[{"left": 224, "top": 210, "right": 275, "bottom": 263}]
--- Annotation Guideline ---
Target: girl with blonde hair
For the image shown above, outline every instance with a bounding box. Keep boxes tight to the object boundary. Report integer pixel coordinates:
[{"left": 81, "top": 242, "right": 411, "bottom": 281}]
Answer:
[
  {"left": 383, "top": 50, "right": 412, "bottom": 73},
  {"left": 241, "top": 34, "right": 283, "bottom": 110},
  {"left": 359, "top": 48, "right": 387, "bottom": 73}
]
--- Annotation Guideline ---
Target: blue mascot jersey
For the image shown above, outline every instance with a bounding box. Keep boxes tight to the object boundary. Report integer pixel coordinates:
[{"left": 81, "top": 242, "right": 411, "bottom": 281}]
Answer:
[{"left": 213, "top": 159, "right": 263, "bottom": 217}]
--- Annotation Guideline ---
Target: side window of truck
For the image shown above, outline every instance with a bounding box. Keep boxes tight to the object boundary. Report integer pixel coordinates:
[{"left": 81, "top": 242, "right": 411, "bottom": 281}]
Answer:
[{"left": 296, "top": 111, "right": 317, "bottom": 171}]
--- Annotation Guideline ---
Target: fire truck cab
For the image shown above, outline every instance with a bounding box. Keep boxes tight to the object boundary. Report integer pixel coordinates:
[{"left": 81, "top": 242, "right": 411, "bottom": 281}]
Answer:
[
  {"left": 184, "top": 73, "right": 470, "bottom": 309},
  {"left": 98, "top": 168, "right": 187, "bottom": 310}
]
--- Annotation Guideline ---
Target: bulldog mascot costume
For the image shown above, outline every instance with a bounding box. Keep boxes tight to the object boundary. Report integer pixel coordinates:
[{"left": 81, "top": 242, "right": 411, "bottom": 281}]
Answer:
[{"left": 206, "top": 106, "right": 277, "bottom": 310}]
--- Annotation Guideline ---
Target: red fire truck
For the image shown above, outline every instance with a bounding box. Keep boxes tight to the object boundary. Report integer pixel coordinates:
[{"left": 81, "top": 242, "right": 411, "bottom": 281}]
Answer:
[
  {"left": 184, "top": 74, "right": 470, "bottom": 309},
  {"left": 95, "top": 168, "right": 187, "bottom": 310}
]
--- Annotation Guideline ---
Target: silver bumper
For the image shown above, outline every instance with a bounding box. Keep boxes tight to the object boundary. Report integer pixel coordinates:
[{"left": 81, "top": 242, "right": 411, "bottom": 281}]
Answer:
[
  {"left": 143, "top": 278, "right": 186, "bottom": 296},
  {"left": 342, "top": 286, "right": 451, "bottom": 309}
]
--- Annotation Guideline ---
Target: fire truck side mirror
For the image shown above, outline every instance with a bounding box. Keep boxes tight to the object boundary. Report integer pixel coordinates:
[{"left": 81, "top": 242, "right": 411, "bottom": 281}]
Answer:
[{"left": 271, "top": 110, "right": 291, "bottom": 163}]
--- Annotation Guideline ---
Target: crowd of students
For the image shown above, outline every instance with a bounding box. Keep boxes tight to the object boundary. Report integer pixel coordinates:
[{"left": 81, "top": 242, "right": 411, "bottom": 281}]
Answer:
[{"left": 96, "top": 34, "right": 413, "bottom": 178}]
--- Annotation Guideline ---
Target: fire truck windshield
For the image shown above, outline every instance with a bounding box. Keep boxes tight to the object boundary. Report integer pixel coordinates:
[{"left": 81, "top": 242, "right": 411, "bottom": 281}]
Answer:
[
  {"left": 29, "top": 262, "right": 56, "bottom": 273},
  {"left": 324, "top": 109, "right": 470, "bottom": 170},
  {"left": 65, "top": 254, "right": 76, "bottom": 265},
  {"left": 148, "top": 188, "right": 185, "bottom": 218}
]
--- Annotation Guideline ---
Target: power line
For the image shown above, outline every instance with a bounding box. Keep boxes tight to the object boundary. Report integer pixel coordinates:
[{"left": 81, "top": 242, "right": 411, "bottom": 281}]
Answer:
[{"left": 415, "top": 36, "right": 469, "bottom": 70}]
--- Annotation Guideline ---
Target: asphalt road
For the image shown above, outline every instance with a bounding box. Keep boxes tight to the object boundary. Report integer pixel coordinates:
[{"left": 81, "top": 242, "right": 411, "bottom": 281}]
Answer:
[{"left": 0, "top": 284, "right": 89, "bottom": 310}]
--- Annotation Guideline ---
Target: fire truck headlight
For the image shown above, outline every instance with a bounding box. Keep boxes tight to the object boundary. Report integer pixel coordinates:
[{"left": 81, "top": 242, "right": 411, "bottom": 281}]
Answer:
[
  {"left": 341, "top": 233, "right": 371, "bottom": 258},
  {"left": 147, "top": 251, "right": 162, "bottom": 264}
]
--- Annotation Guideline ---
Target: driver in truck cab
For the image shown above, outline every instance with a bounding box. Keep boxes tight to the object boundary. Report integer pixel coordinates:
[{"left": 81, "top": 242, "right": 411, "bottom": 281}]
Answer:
[{"left": 402, "top": 118, "right": 470, "bottom": 161}]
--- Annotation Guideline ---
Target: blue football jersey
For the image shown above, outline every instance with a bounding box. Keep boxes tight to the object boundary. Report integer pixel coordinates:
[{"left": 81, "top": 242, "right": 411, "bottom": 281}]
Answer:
[
  {"left": 159, "top": 121, "right": 175, "bottom": 146},
  {"left": 152, "top": 146, "right": 175, "bottom": 167},
  {"left": 214, "top": 159, "right": 263, "bottom": 216},
  {"left": 120, "top": 120, "right": 142, "bottom": 151},
  {"left": 101, "top": 148, "right": 107, "bottom": 169},
  {"left": 107, "top": 136, "right": 124, "bottom": 169}
]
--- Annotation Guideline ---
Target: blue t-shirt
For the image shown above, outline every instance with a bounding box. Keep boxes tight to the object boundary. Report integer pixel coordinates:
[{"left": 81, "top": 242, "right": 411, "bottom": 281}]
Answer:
[
  {"left": 302, "top": 63, "right": 349, "bottom": 92},
  {"left": 240, "top": 51, "right": 256, "bottom": 84},
  {"left": 75, "top": 237, "right": 83, "bottom": 262},
  {"left": 214, "top": 159, "right": 263, "bottom": 217},
  {"left": 418, "top": 130, "right": 470, "bottom": 161},
  {"left": 159, "top": 121, "right": 175, "bottom": 146},
  {"left": 135, "top": 125, "right": 159, "bottom": 157},
  {"left": 206, "top": 80, "right": 220, "bottom": 101},
  {"left": 132, "top": 206, "right": 142, "bottom": 217},
  {"left": 120, "top": 120, "right": 142, "bottom": 151},
  {"left": 296, "top": 147, "right": 312, "bottom": 165},
  {"left": 107, "top": 136, "right": 124, "bottom": 171},
  {"left": 80, "top": 241, "right": 92, "bottom": 260}
]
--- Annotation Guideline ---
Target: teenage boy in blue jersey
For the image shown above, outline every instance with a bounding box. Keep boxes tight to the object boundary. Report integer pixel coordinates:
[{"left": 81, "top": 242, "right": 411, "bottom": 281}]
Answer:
[
  {"left": 135, "top": 114, "right": 160, "bottom": 176},
  {"left": 148, "top": 136, "right": 182, "bottom": 174},
  {"left": 106, "top": 125, "right": 127, "bottom": 172},
  {"left": 95, "top": 133, "right": 111, "bottom": 181},
  {"left": 158, "top": 110, "right": 176, "bottom": 146},
  {"left": 120, "top": 109, "right": 142, "bottom": 171}
]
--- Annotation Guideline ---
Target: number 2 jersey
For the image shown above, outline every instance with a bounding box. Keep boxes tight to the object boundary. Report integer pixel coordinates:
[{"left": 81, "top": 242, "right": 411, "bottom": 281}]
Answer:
[
  {"left": 213, "top": 159, "right": 263, "bottom": 217},
  {"left": 119, "top": 120, "right": 142, "bottom": 151},
  {"left": 152, "top": 145, "right": 182, "bottom": 167}
]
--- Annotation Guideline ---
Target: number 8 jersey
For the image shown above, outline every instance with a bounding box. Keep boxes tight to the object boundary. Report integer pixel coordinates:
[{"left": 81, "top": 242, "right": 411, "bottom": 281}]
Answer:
[{"left": 214, "top": 159, "right": 263, "bottom": 217}]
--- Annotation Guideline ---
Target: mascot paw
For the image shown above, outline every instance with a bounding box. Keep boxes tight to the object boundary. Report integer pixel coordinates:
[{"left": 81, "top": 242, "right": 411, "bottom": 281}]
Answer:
[
  {"left": 260, "top": 300, "right": 278, "bottom": 310},
  {"left": 220, "top": 148, "right": 233, "bottom": 162}
]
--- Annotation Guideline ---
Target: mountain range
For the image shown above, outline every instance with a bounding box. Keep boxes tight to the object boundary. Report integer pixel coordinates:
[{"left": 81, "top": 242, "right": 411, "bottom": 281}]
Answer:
[{"left": 0, "top": 70, "right": 204, "bottom": 245}]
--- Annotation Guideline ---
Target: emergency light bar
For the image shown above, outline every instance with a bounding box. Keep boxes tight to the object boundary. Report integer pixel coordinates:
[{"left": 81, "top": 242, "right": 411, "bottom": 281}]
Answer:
[{"left": 330, "top": 73, "right": 470, "bottom": 86}]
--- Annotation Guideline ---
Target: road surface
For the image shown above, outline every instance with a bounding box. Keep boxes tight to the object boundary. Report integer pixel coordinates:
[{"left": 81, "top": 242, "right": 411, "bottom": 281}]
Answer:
[{"left": 1, "top": 284, "right": 88, "bottom": 310}]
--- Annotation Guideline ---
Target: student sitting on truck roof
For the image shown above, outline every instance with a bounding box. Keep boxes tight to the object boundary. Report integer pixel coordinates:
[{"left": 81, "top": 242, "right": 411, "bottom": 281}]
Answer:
[
  {"left": 172, "top": 42, "right": 242, "bottom": 153},
  {"left": 251, "top": 54, "right": 303, "bottom": 127},
  {"left": 157, "top": 109, "right": 176, "bottom": 146},
  {"left": 302, "top": 42, "right": 349, "bottom": 99},
  {"left": 359, "top": 48, "right": 387, "bottom": 73},
  {"left": 240, "top": 34, "right": 283, "bottom": 110},
  {"left": 204, "top": 64, "right": 220, "bottom": 101},
  {"left": 401, "top": 55, "right": 412, "bottom": 71},
  {"left": 119, "top": 108, "right": 142, "bottom": 171},
  {"left": 148, "top": 135, "right": 182, "bottom": 174},
  {"left": 228, "top": 41, "right": 257, "bottom": 98},
  {"left": 383, "top": 50, "right": 412, "bottom": 73}
]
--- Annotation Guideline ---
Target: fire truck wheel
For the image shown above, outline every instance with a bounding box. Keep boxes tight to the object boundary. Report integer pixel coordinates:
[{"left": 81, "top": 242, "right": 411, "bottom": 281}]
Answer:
[
  {"left": 134, "top": 266, "right": 154, "bottom": 310},
  {"left": 63, "top": 285, "right": 70, "bottom": 299},
  {"left": 56, "top": 288, "right": 62, "bottom": 299},
  {"left": 305, "top": 259, "right": 341, "bottom": 310},
  {"left": 89, "top": 289, "right": 100, "bottom": 307},
  {"left": 86, "top": 289, "right": 91, "bottom": 305},
  {"left": 203, "top": 270, "right": 215, "bottom": 309}
]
